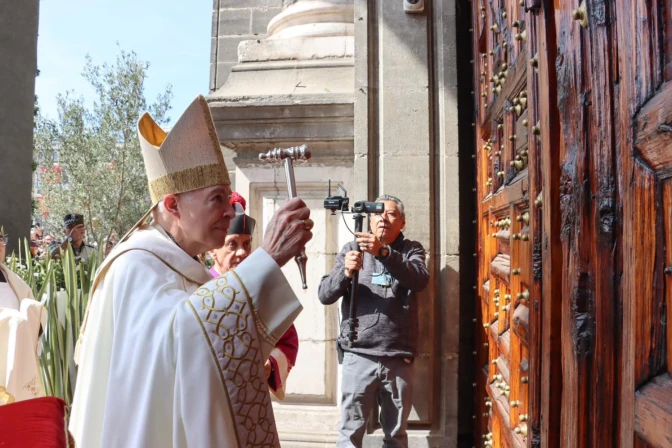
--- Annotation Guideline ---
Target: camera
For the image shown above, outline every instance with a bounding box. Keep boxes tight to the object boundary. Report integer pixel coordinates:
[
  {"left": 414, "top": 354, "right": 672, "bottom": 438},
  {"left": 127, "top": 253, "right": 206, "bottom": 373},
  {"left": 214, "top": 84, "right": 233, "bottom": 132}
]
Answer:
[
  {"left": 404, "top": 0, "right": 424, "bottom": 13},
  {"left": 323, "top": 181, "right": 384, "bottom": 215},
  {"left": 324, "top": 195, "right": 349, "bottom": 214},
  {"left": 324, "top": 181, "right": 350, "bottom": 214},
  {"left": 352, "top": 201, "right": 384, "bottom": 214}
]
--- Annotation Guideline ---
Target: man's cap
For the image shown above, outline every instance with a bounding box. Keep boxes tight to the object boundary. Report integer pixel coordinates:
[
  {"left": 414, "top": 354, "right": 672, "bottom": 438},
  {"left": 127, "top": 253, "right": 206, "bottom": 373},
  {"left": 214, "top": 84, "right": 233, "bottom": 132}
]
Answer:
[
  {"left": 137, "top": 94, "right": 230, "bottom": 204},
  {"left": 227, "top": 192, "right": 256, "bottom": 236},
  {"left": 64, "top": 214, "right": 84, "bottom": 227}
]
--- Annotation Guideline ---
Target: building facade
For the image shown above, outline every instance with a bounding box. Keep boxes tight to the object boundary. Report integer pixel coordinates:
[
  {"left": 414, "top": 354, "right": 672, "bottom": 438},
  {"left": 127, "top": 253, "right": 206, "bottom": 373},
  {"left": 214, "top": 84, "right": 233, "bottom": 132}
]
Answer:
[{"left": 8, "top": 0, "right": 672, "bottom": 446}]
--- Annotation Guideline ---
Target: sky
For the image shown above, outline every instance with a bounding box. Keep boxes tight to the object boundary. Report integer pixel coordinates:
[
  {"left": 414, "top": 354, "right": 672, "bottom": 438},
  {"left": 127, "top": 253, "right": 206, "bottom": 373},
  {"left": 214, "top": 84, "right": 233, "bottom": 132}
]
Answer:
[{"left": 35, "top": 0, "right": 212, "bottom": 127}]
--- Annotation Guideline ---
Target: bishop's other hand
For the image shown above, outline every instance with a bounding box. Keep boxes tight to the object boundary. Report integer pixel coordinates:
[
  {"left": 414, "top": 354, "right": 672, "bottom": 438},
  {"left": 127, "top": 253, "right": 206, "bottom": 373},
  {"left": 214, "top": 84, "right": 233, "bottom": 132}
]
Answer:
[{"left": 261, "top": 197, "right": 313, "bottom": 267}]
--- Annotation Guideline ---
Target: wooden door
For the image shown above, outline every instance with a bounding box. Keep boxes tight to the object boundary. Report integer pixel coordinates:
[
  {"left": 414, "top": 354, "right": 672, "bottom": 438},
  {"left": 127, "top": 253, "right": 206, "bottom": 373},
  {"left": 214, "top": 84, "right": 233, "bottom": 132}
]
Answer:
[
  {"left": 554, "top": 0, "right": 621, "bottom": 445},
  {"left": 470, "top": 0, "right": 672, "bottom": 446},
  {"left": 616, "top": 1, "right": 672, "bottom": 447},
  {"left": 471, "top": 0, "right": 555, "bottom": 445},
  {"left": 552, "top": 0, "right": 672, "bottom": 446},
  {"left": 621, "top": 82, "right": 672, "bottom": 447}
]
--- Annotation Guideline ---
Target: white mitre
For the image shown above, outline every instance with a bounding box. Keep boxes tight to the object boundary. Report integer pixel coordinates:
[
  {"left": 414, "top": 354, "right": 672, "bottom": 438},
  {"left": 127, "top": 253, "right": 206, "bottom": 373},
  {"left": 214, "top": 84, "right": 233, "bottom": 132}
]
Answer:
[
  {"left": 138, "top": 94, "right": 230, "bottom": 203},
  {"left": 123, "top": 94, "right": 231, "bottom": 239}
]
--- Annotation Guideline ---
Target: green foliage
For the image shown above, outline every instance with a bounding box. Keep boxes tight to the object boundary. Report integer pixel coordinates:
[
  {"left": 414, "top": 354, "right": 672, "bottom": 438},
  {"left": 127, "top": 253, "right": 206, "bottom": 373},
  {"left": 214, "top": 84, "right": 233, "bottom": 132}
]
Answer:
[
  {"left": 8, "top": 240, "right": 103, "bottom": 405},
  {"left": 34, "top": 47, "right": 173, "bottom": 241}
]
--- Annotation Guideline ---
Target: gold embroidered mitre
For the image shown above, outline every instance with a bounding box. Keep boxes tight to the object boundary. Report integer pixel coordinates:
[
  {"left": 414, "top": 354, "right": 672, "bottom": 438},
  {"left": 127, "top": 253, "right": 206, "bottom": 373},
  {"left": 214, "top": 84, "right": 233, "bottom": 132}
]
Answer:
[{"left": 138, "top": 94, "right": 230, "bottom": 203}]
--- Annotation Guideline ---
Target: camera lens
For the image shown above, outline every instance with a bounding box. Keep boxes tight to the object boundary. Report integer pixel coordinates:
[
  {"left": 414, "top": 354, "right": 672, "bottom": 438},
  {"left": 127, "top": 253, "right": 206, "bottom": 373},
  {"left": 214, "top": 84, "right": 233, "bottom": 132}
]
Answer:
[{"left": 407, "top": 0, "right": 420, "bottom": 4}]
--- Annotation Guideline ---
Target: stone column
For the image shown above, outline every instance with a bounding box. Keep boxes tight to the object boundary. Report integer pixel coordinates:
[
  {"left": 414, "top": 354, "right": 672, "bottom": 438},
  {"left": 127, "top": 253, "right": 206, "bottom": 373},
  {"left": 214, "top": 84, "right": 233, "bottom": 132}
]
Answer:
[{"left": 0, "top": 0, "right": 39, "bottom": 254}]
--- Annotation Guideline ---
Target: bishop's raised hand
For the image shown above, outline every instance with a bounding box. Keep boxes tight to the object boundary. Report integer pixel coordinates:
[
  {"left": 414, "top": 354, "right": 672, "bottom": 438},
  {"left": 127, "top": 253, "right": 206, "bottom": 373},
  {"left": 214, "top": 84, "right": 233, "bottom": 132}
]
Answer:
[{"left": 261, "top": 197, "right": 313, "bottom": 267}]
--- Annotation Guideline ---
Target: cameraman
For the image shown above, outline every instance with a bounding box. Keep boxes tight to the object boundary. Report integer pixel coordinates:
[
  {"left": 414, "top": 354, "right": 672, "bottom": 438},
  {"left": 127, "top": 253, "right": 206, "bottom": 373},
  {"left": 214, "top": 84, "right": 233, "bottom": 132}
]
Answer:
[{"left": 318, "top": 195, "right": 429, "bottom": 448}]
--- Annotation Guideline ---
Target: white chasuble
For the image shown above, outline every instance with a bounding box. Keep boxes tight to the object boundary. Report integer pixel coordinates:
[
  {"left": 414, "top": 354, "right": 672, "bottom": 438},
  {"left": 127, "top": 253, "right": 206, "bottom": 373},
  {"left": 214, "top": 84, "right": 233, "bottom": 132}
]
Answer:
[{"left": 69, "top": 224, "right": 301, "bottom": 447}]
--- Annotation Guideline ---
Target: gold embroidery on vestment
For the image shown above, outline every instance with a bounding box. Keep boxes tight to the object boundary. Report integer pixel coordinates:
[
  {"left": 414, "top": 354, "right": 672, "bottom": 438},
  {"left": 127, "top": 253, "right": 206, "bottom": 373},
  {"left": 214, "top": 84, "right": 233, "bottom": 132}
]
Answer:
[
  {"left": 186, "top": 300, "right": 241, "bottom": 445},
  {"left": 23, "top": 377, "right": 39, "bottom": 397},
  {"left": 189, "top": 274, "right": 278, "bottom": 447},
  {"left": 229, "top": 270, "right": 279, "bottom": 347}
]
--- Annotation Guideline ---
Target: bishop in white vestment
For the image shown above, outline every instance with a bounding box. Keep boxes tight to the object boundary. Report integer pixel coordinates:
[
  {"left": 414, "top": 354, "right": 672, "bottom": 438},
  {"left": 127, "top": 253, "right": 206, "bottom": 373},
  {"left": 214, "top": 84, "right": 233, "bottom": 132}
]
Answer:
[{"left": 69, "top": 95, "right": 312, "bottom": 447}]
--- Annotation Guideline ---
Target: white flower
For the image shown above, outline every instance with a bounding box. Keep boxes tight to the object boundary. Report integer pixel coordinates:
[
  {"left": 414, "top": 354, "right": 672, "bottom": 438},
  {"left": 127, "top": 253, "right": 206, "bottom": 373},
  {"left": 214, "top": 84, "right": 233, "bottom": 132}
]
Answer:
[{"left": 33, "top": 273, "right": 39, "bottom": 277}]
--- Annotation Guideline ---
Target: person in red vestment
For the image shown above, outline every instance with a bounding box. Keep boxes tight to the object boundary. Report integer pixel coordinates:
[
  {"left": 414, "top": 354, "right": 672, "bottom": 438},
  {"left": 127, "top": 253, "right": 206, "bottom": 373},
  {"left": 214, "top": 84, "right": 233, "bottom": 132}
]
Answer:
[{"left": 209, "top": 192, "right": 299, "bottom": 399}]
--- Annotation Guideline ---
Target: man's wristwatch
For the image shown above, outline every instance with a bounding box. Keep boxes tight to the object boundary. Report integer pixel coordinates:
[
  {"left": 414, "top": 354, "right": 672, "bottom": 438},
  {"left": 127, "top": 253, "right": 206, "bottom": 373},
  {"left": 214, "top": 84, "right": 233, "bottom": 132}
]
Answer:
[{"left": 377, "top": 246, "right": 390, "bottom": 259}]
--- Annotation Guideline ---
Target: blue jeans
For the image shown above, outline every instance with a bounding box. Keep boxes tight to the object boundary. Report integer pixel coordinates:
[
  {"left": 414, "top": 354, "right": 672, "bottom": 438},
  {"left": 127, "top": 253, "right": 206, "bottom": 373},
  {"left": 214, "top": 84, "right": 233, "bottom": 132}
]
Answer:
[{"left": 337, "top": 352, "right": 414, "bottom": 448}]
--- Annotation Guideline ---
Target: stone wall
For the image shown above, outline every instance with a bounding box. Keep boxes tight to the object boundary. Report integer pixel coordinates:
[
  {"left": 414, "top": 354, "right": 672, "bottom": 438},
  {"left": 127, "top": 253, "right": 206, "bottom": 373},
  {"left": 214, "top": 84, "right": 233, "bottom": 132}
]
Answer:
[
  {"left": 354, "top": 0, "right": 462, "bottom": 446},
  {"left": 0, "top": 0, "right": 39, "bottom": 254},
  {"left": 210, "top": 0, "right": 286, "bottom": 92}
]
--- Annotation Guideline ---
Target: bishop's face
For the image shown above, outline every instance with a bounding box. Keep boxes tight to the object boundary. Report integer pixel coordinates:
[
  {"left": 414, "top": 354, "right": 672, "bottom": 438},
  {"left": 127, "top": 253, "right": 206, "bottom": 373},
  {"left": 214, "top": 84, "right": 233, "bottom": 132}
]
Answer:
[
  {"left": 210, "top": 234, "right": 252, "bottom": 273},
  {"left": 176, "top": 185, "right": 236, "bottom": 254}
]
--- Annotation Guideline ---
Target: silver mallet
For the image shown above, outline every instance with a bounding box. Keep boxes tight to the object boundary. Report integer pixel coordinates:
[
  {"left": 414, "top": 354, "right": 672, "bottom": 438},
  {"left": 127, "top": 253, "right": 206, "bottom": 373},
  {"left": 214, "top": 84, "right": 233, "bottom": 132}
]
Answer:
[{"left": 259, "top": 145, "right": 311, "bottom": 289}]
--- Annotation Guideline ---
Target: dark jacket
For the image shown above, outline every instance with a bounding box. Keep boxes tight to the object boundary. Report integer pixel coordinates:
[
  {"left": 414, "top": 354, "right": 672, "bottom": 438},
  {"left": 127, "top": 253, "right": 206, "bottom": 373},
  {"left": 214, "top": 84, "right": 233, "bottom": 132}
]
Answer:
[{"left": 318, "top": 233, "right": 429, "bottom": 358}]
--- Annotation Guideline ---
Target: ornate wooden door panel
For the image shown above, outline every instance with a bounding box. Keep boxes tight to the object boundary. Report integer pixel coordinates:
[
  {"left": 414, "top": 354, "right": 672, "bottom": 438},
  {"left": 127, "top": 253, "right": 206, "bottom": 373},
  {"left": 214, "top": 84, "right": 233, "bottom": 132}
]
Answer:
[
  {"left": 523, "top": 2, "right": 563, "bottom": 447},
  {"left": 470, "top": 0, "right": 672, "bottom": 446},
  {"left": 472, "top": 0, "right": 546, "bottom": 445}
]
